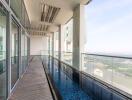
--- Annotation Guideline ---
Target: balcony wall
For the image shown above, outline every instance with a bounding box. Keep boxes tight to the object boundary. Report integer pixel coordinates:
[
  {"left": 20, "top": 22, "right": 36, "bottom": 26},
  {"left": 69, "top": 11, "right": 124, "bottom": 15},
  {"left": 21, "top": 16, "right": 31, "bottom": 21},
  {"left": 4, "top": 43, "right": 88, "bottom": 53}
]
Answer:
[{"left": 30, "top": 36, "right": 48, "bottom": 55}]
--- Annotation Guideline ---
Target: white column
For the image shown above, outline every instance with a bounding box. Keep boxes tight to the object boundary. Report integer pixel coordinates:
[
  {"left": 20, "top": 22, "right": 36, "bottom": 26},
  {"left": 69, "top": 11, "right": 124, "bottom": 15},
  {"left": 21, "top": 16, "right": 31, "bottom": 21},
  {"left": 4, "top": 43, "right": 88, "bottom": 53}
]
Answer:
[
  {"left": 72, "top": 5, "right": 86, "bottom": 70},
  {"left": 7, "top": 11, "right": 12, "bottom": 97}
]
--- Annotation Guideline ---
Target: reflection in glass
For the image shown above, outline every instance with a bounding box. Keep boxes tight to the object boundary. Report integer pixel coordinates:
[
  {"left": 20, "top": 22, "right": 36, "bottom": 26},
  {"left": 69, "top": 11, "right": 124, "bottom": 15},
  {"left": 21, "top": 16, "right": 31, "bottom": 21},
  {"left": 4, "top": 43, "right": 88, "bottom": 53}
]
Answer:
[
  {"left": 64, "top": 19, "right": 73, "bottom": 52},
  {"left": 24, "top": 35, "right": 28, "bottom": 68},
  {"left": 81, "top": 54, "right": 132, "bottom": 95},
  {"left": 0, "top": 6, "right": 7, "bottom": 99},
  {"left": 61, "top": 19, "right": 73, "bottom": 65},
  {"left": 11, "top": 20, "right": 19, "bottom": 88},
  {"left": 49, "top": 36, "right": 52, "bottom": 56},
  {"left": 10, "top": 0, "right": 22, "bottom": 20},
  {"left": 21, "top": 30, "right": 25, "bottom": 74},
  {"left": 54, "top": 32, "right": 59, "bottom": 58},
  {"left": 112, "top": 58, "right": 132, "bottom": 95}
]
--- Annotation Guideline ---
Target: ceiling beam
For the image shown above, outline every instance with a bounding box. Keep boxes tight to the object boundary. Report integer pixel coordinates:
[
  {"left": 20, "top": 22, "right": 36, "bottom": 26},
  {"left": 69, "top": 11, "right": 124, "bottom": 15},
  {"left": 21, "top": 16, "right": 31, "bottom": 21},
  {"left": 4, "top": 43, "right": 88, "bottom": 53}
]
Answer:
[
  {"left": 28, "top": 29, "right": 54, "bottom": 34},
  {"left": 31, "top": 21, "right": 59, "bottom": 26}
]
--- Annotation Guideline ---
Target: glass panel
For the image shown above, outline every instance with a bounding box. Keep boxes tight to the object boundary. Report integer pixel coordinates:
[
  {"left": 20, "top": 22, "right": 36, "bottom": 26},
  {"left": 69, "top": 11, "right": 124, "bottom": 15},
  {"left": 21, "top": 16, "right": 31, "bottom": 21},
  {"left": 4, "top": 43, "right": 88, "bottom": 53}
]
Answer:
[
  {"left": 10, "top": 0, "right": 30, "bottom": 27},
  {"left": 112, "top": 58, "right": 132, "bottom": 95},
  {"left": 81, "top": 54, "right": 95, "bottom": 75},
  {"left": 0, "top": 5, "right": 7, "bottom": 100},
  {"left": 11, "top": 20, "right": 19, "bottom": 88},
  {"left": 27, "top": 37, "right": 30, "bottom": 63},
  {"left": 25, "top": 10, "right": 30, "bottom": 28},
  {"left": 61, "top": 52, "right": 72, "bottom": 66},
  {"left": 24, "top": 35, "right": 28, "bottom": 67},
  {"left": 49, "top": 36, "right": 52, "bottom": 56},
  {"left": 10, "top": 0, "right": 22, "bottom": 20},
  {"left": 63, "top": 19, "right": 73, "bottom": 52},
  {"left": 54, "top": 32, "right": 58, "bottom": 59},
  {"left": 21, "top": 30, "right": 25, "bottom": 74},
  {"left": 61, "top": 19, "right": 73, "bottom": 66},
  {"left": 21, "top": 1, "right": 25, "bottom": 26},
  {"left": 81, "top": 54, "right": 132, "bottom": 95},
  {"left": 83, "top": 0, "right": 132, "bottom": 96}
]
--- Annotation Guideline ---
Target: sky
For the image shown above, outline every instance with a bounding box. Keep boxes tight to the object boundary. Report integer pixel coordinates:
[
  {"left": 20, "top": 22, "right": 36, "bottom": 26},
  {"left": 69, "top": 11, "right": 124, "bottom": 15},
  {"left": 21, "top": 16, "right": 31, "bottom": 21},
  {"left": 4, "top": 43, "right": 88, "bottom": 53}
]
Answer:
[{"left": 84, "top": 0, "right": 132, "bottom": 55}]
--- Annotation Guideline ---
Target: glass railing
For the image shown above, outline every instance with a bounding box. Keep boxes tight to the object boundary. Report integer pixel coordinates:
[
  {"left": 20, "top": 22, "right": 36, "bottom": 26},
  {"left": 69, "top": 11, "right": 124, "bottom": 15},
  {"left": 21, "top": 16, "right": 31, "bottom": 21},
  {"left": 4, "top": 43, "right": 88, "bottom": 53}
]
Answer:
[
  {"left": 40, "top": 50, "right": 132, "bottom": 96},
  {"left": 40, "top": 50, "right": 72, "bottom": 66},
  {"left": 54, "top": 51, "right": 59, "bottom": 59},
  {"left": 81, "top": 53, "right": 132, "bottom": 95},
  {"left": 61, "top": 51, "right": 72, "bottom": 66},
  {"left": 0, "top": 51, "right": 6, "bottom": 100},
  {"left": 40, "top": 50, "right": 49, "bottom": 56},
  {"left": 40, "top": 50, "right": 49, "bottom": 61}
]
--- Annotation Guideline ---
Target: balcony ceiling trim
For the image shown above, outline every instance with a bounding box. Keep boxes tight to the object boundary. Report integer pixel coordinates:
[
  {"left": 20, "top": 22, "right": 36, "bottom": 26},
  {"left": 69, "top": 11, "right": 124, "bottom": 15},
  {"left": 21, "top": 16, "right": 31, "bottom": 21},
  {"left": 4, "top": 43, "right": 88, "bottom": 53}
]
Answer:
[{"left": 28, "top": 29, "right": 53, "bottom": 34}]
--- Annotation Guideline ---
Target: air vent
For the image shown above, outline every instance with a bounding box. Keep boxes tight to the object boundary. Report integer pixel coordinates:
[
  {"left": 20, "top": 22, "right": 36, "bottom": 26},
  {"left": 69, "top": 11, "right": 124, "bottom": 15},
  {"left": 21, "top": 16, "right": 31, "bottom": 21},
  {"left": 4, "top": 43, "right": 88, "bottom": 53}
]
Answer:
[
  {"left": 29, "top": 3, "right": 60, "bottom": 36},
  {"left": 41, "top": 4, "right": 60, "bottom": 23}
]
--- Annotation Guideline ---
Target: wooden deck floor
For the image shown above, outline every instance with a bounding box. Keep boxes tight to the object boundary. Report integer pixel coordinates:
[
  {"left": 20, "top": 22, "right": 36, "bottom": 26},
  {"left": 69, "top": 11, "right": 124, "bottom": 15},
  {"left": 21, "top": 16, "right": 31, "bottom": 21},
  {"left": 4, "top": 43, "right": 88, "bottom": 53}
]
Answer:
[{"left": 9, "top": 56, "right": 53, "bottom": 100}]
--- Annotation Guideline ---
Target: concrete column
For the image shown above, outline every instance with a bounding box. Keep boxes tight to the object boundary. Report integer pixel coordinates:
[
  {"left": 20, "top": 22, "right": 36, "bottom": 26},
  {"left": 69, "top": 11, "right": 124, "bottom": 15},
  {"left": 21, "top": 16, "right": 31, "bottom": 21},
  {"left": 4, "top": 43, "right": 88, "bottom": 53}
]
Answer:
[{"left": 72, "top": 5, "right": 86, "bottom": 70}]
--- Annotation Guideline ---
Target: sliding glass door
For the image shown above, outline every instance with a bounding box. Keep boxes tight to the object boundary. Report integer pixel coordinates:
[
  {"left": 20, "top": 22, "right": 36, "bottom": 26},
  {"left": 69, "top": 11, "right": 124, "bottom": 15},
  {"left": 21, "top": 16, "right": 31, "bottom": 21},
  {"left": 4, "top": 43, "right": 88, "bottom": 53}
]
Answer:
[
  {"left": 0, "top": 4, "right": 7, "bottom": 100},
  {"left": 11, "top": 20, "right": 19, "bottom": 89}
]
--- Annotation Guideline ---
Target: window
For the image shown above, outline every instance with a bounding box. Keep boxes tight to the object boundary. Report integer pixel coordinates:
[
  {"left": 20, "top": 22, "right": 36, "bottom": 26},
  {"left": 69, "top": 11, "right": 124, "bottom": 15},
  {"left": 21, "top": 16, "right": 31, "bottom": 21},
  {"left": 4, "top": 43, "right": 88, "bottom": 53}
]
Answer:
[
  {"left": 10, "top": 0, "right": 22, "bottom": 20},
  {"left": 0, "top": 4, "right": 7, "bottom": 99},
  {"left": 61, "top": 19, "right": 73, "bottom": 65},
  {"left": 11, "top": 19, "right": 19, "bottom": 88},
  {"left": 64, "top": 19, "right": 73, "bottom": 52},
  {"left": 54, "top": 32, "right": 59, "bottom": 58}
]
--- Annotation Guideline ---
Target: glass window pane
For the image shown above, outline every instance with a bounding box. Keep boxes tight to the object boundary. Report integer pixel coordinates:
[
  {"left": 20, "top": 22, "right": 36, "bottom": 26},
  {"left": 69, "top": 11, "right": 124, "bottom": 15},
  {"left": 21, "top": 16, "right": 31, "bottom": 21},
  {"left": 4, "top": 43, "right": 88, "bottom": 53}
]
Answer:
[
  {"left": 10, "top": 0, "right": 22, "bottom": 20},
  {"left": 25, "top": 11, "right": 30, "bottom": 28},
  {"left": 0, "top": 4, "right": 7, "bottom": 99},
  {"left": 49, "top": 36, "right": 52, "bottom": 56},
  {"left": 21, "top": 1, "right": 25, "bottom": 26},
  {"left": 61, "top": 19, "right": 73, "bottom": 65},
  {"left": 54, "top": 32, "right": 59, "bottom": 58},
  {"left": 24, "top": 35, "right": 28, "bottom": 67},
  {"left": 11, "top": 20, "right": 19, "bottom": 88},
  {"left": 21, "top": 30, "right": 25, "bottom": 74},
  {"left": 64, "top": 19, "right": 73, "bottom": 52}
]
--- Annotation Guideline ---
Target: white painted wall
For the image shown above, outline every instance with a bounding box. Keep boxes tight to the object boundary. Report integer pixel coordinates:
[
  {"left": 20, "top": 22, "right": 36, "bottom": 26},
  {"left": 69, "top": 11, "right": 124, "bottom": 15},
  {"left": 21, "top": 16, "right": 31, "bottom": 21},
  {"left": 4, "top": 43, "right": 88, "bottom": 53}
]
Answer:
[{"left": 30, "top": 36, "right": 48, "bottom": 55}]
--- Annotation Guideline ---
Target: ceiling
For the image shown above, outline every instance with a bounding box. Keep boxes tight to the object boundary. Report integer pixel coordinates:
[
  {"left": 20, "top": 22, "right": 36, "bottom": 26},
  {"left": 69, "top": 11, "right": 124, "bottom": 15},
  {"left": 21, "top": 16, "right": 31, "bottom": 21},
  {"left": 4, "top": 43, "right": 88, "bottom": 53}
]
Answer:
[{"left": 24, "top": 0, "right": 90, "bottom": 36}]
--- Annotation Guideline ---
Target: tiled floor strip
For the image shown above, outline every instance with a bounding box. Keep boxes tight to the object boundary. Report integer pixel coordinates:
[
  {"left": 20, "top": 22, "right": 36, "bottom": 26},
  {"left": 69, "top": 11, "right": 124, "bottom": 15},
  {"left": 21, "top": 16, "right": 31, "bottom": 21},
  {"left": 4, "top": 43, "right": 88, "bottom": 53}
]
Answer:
[{"left": 9, "top": 56, "right": 53, "bottom": 100}]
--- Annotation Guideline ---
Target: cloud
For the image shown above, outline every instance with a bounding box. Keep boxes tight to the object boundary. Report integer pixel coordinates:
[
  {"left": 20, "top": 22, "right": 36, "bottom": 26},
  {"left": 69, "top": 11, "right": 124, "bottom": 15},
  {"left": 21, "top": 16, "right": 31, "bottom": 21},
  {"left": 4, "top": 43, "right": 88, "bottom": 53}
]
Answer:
[{"left": 86, "top": 0, "right": 132, "bottom": 16}]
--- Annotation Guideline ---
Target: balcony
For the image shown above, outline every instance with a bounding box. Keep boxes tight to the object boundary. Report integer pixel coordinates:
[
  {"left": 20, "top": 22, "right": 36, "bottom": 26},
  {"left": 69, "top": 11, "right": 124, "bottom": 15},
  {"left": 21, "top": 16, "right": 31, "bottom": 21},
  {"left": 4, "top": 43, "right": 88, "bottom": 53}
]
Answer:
[
  {"left": 0, "top": 0, "right": 132, "bottom": 100},
  {"left": 5, "top": 49, "right": 131, "bottom": 100}
]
